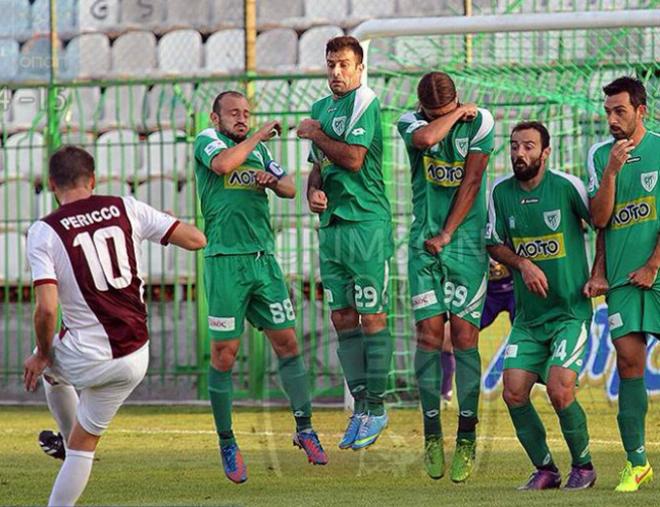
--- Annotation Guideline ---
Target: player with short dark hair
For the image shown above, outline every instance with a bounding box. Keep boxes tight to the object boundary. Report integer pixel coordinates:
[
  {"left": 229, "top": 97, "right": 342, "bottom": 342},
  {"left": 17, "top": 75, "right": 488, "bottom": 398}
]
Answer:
[
  {"left": 587, "top": 75, "right": 660, "bottom": 492},
  {"left": 23, "top": 145, "right": 207, "bottom": 506},
  {"left": 297, "top": 35, "right": 394, "bottom": 450},
  {"left": 487, "top": 122, "right": 599, "bottom": 490},
  {"left": 397, "top": 71, "right": 494, "bottom": 481},
  {"left": 194, "top": 91, "right": 327, "bottom": 484}
]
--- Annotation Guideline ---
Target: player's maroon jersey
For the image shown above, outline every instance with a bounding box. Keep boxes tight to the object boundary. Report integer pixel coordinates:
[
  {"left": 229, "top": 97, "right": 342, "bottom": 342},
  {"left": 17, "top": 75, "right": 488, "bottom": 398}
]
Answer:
[{"left": 27, "top": 195, "right": 179, "bottom": 359}]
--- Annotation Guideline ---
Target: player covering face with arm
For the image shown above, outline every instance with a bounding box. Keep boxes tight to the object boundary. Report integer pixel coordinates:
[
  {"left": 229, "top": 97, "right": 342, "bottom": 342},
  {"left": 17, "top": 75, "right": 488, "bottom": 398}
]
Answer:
[
  {"left": 194, "top": 91, "right": 327, "bottom": 484},
  {"left": 487, "top": 122, "right": 597, "bottom": 491},
  {"left": 586, "top": 76, "right": 659, "bottom": 492},
  {"left": 397, "top": 71, "right": 493, "bottom": 482},
  {"left": 23, "top": 145, "right": 206, "bottom": 507},
  {"left": 298, "top": 36, "right": 395, "bottom": 451}
]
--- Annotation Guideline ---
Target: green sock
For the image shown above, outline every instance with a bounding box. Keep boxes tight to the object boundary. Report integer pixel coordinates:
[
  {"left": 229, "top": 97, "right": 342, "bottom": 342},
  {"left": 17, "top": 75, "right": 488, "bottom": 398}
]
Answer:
[
  {"left": 414, "top": 347, "right": 442, "bottom": 437},
  {"left": 454, "top": 347, "right": 480, "bottom": 441},
  {"left": 508, "top": 402, "right": 554, "bottom": 468},
  {"left": 365, "top": 327, "right": 394, "bottom": 417},
  {"left": 618, "top": 377, "right": 648, "bottom": 466},
  {"left": 208, "top": 366, "right": 235, "bottom": 448},
  {"left": 557, "top": 400, "right": 591, "bottom": 466},
  {"left": 337, "top": 327, "right": 367, "bottom": 413},
  {"left": 278, "top": 355, "right": 313, "bottom": 432}
]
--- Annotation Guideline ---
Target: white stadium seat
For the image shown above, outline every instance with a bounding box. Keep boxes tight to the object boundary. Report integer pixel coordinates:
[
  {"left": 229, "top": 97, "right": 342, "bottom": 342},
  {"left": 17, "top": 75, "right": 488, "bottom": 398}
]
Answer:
[
  {"left": 275, "top": 227, "right": 319, "bottom": 282},
  {"left": 257, "top": 0, "right": 303, "bottom": 28},
  {"left": 101, "top": 85, "right": 148, "bottom": 130},
  {"left": 140, "top": 241, "right": 174, "bottom": 284},
  {"left": 3, "top": 132, "right": 44, "bottom": 182},
  {"left": 0, "top": 230, "right": 29, "bottom": 286},
  {"left": 0, "top": 179, "right": 36, "bottom": 231},
  {"left": 94, "top": 129, "right": 142, "bottom": 181},
  {"left": 63, "top": 33, "right": 111, "bottom": 79},
  {"left": 31, "top": 0, "right": 77, "bottom": 38},
  {"left": 256, "top": 29, "right": 298, "bottom": 72},
  {"left": 143, "top": 129, "right": 188, "bottom": 178},
  {"left": 350, "top": 0, "right": 395, "bottom": 19},
  {"left": 205, "top": 29, "right": 245, "bottom": 74},
  {"left": 144, "top": 84, "right": 193, "bottom": 131},
  {"left": 157, "top": 29, "right": 203, "bottom": 75},
  {"left": 0, "top": 0, "right": 31, "bottom": 40},
  {"left": 112, "top": 30, "right": 157, "bottom": 75},
  {"left": 95, "top": 179, "right": 133, "bottom": 197},
  {"left": 298, "top": 25, "right": 343, "bottom": 71},
  {"left": 303, "top": 0, "right": 348, "bottom": 25},
  {"left": 9, "top": 89, "right": 45, "bottom": 131},
  {"left": 396, "top": 0, "right": 451, "bottom": 16},
  {"left": 19, "top": 36, "right": 64, "bottom": 81},
  {"left": 209, "top": 0, "right": 244, "bottom": 29},
  {"left": 59, "top": 86, "right": 103, "bottom": 131},
  {"left": 289, "top": 78, "right": 330, "bottom": 112},
  {"left": 0, "top": 39, "right": 19, "bottom": 81},
  {"left": 119, "top": 0, "right": 166, "bottom": 30},
  {"left": 136, "top": 176, "right": 178, "bottom": 214}
]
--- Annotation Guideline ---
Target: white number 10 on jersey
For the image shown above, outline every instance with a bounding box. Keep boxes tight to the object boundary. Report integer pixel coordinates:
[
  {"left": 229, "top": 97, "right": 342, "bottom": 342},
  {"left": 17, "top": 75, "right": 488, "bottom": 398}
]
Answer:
[{"left": 73, "top": 226, "right": 132, "bottom": 291}]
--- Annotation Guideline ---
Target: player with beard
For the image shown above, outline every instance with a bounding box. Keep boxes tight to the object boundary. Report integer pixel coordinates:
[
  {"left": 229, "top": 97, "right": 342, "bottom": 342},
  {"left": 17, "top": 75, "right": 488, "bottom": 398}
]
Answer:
[
  {"left": 587, "top": 76, "right": 660, "bottom": 492},
  {"left": 486, "top": 121, "right": 600, "bottom": 491},
  {"left": 193, "top": 91, "right": 327, "bottom": 484}
]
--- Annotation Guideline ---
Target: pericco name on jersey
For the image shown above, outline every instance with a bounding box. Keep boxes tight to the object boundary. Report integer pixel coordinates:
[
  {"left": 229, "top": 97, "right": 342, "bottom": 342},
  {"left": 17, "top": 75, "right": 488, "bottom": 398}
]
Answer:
[
  {"left": 611, "top": 196, "right": 657, "bottom": 230},
  {"left": 512, "top": 233, "right": 566, "bottom": 261},
  {"left": 423, "top": 156, "right": 464, "bottom": 187},
  {"left": 60, "top": 205, "right": 121, "bottom": 230},
  {"left": 225, "top": 167, "right": 265, "bottom": 191}
]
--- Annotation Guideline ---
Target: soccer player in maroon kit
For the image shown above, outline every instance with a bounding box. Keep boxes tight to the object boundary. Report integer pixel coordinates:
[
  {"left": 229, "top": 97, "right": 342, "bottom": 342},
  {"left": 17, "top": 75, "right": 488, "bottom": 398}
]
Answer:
[{"left": 23, "top": 146, "right": 206, "bottom": 506}]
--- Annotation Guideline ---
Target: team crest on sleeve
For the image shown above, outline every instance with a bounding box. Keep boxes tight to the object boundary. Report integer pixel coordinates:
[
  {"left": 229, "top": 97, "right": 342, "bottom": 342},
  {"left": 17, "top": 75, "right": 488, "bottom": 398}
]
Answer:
[
  {"left": 641, "top": 171, "right": 658, "bottom": 192},
  {"left": 455, "top": 137, "right": 469, "bottom": 158},
  {"left": 543, "top": 209, "right": 561, "bottom": 231},
  {"left": 332, "top": 116, "right": 347, "bottom": 136}
]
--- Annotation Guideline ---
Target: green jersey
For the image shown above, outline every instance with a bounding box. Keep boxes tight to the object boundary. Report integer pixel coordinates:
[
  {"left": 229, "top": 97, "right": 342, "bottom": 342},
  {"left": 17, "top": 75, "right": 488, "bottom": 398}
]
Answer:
[
  {"left": 486, "top": 169, "right": 593, "bottom": 327},
  {"left": 397, "top": 109, "right": 495, "bottom": 251},
  {"left": 587, "top": 131, "right": 660, "bottom": 289},
  {"left": 194, "top": 128, "right": 283, "bottom": 256},
  {"left": 308, "top": 85, "right": 391, "bottom": 227}
]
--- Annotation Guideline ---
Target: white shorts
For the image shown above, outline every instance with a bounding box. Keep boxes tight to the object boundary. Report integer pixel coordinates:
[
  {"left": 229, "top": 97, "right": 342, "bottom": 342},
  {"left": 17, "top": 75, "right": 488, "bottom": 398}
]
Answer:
[{"left": 44, "top": 342, "right": 149, "bottom": 436}]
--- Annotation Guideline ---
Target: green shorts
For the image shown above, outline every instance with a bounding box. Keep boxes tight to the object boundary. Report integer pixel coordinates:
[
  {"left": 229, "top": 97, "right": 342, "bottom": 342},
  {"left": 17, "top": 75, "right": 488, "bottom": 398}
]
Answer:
[
  {"left": 318, "top": 219, "right": 393, "bottom": 314},
  {"left": 606, "top": 285, "right": 660, "bottom": 340},
  {"left": 503, "top": 319, "right": 590, "bottom": 381},
  {"left": 408, "top": 245, "right": 488, "bottom": 327},
  {"left": 204, "top": 253, "right": 295, "bottom": 340}
]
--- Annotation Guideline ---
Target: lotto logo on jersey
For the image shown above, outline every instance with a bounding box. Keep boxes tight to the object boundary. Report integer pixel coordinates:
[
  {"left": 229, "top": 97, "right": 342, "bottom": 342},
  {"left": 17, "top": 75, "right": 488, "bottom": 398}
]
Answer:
[
  {"left": 611, "top": 196, "right": 657, "bottom": 230},
  {"left": 225, "top": 167, "right": 263, "bottom": 191},
  {"left": 512, "top": 233, "right": 566, "bottom": 261},
  {"left": 423, "top": 156, "right": 464, "bottom": 187}
]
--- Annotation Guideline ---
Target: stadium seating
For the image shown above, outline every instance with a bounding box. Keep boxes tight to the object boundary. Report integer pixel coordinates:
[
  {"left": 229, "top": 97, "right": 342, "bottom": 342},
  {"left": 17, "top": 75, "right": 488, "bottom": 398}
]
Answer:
[
  {"left": 304, "top": 0, "right": 349, "bottom": 26},
  {"left": 205, "top": 29, "right": 246, "bottom": 73},
  {"left": 59, "top": 86, "right": 103, "bottom": 132},
  {"left": 143, "top": 129, "right": 188, "bottom": 178},
  {"left": 298, "top": 25, "right": 344, "bottom": 71},
  {"left": 19, "top": 35, "right": 63, "bottom": 81},
  {"left": 94, "top": 129, "right": 142, "bottom": 181},
  {"left": 31, "top": 0, "right": 77, "bottom": 38},
  {"left": 144, "top": 84, "right": 193, "bottom": 131},
  {"left": 0, "top": 39, "right": 19, "bottom": 81},
  {"left": 165, "top": 0, "right": 211, "bottom": 30},
  {"left": 63, "top": 33, "right": 111, "bottom": 79},
  {"left": 209, "top": 0, "right": 245, "bottom": 30},
  {"left": 0, "top": 230, "right": 29, "bottom": 285},
  {"left": 350, "top": 0, "right": 396, "bottom": 20},
  {"left": 275, "top": 226, "right": 319, "bottom": 282},
  {"left": 135, "top": 176, "right": 178, "bottom": 214},
  {"left": 256, "top": 0, "right": 303, "bottom": 29},
  {"left": 157, "top": 29, "right": 203, "bottom": 75},
  {"left": 95, "top": 179, "right": 133, "bottom": 197},
  {"left": 3, "top": 131, "right": 44, "bottom": 182},
  {"left": 78, "top": 0, "right": 120, "bottom": 33},
  {"left": 0, "top": 179, "right": 36, "bottom": 231},
  {"left": 112, "top": 30, "right": 157, "bottom": 75},
  {"left": 119, "top": 0, "right": 167, "bottom": 31},
  {"left": 101, "top": 85, "right": 148, "bottom": 130},
  {"left": 256, "top": 29, "right": 298, "bottom": 72},
  {"left": 0, "top": 0, "right": 31, "bottom": 41}
]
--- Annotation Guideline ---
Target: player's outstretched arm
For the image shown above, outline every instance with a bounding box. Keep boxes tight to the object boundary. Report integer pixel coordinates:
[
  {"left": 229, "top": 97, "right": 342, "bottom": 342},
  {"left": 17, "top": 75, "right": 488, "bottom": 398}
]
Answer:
[
  {"left": 590, "top": 139, "right": 635, "bottom": 228},
  {"left": 487, "top": 244, "right": 549, "bottom": 298},
  {"left": 425, "top": 152, "right": 489, "bottom": 254},
  {"left": 583, "top": 230, "right": 609, "bottom": 297},
  {"left": 210, "top": 121, "right": 281, "bottom": 175},
  {"left": 412, "top": 104, "right": 477, "bottom": 150},
  {"left": 24, "top": 283, "right": 58, "bottom": 391},
  {"left": 297, "top": 119, "right": 366, "bottom": 172},
  {"left": 167, "top": 222, "right": 207, "bottom": 251}
]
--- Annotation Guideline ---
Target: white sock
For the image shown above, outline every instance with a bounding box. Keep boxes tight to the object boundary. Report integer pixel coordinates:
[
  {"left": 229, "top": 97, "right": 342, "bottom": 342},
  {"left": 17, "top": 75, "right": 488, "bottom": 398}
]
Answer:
[
  {"left": 48, "top": 449, "right": 95, "bottom": 507},
  {"left": 43, "top": 380, "right": 79, "bottom": 442}
]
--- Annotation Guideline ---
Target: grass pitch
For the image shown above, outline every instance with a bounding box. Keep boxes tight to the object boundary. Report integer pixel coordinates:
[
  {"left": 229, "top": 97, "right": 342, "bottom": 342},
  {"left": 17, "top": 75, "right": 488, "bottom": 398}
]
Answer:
[{"left": 1, "top": 399, "right": 658, "bottom": 506}]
